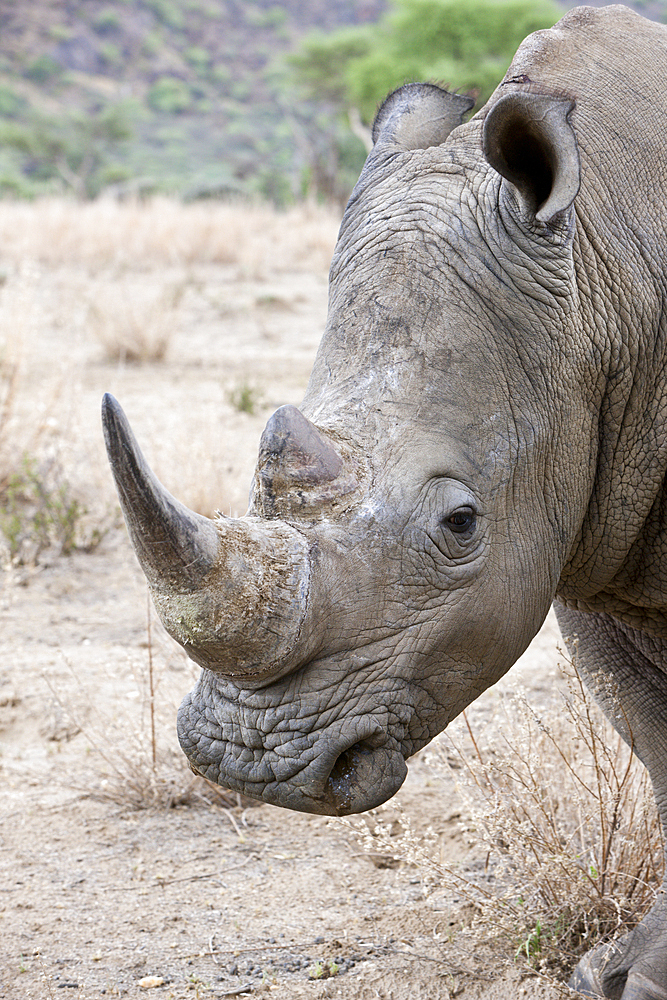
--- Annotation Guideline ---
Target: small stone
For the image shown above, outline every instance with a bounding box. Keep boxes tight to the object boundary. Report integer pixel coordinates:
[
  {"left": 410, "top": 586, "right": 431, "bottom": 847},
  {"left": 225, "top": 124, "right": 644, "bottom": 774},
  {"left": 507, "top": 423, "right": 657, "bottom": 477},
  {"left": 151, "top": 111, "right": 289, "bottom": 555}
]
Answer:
[{"left": 137, "top": 976, "right": 165, "bottom": 989}]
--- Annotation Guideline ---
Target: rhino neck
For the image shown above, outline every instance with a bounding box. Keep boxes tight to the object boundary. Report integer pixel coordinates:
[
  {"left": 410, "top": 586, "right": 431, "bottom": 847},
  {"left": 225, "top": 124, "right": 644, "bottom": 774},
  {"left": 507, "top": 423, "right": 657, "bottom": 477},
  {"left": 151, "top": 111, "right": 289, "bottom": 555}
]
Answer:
[
  {"left": 556, "top": 226, "right": 667, "bottom": 623},
  {"left": 477, "top": 3, "right": 667, "bottom": 623}
]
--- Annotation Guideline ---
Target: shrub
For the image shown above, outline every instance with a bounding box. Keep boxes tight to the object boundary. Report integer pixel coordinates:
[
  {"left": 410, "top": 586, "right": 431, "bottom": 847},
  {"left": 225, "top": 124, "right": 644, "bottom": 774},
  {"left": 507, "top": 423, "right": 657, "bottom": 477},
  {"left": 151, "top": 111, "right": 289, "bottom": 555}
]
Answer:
[
  {"left": 0, "top": 85, "right": 28, "bottom": 119},
  {"left": 145, "top": 0, "right": 185, "bottom": 30},
  {"left": 0, "top": 454, "right": 103, "bottom": 564},
  {"left": 348, "top": 661, "right": 664, "bottom": 982},
  {"left": 227, "top": 382, "right": 263, "bottom": 416},
  {"left": 147, "top": 77, "right": 193, "bottom": 114},
  {"left": 184, "top": 46, "right": 211, "bottom": 73},
  {"left": 24, "top": 55, "right": 62, "bottom": 84},
  {"left": 94, "top": 11, "right": 121, "bottom": 34}
]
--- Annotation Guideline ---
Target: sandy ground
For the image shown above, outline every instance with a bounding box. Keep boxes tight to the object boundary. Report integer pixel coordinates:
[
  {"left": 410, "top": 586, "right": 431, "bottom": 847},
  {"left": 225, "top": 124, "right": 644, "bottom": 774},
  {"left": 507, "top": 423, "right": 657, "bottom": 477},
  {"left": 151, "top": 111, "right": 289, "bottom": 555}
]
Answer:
[{"left": 0, "top": 205, "right": 577, "bottom": 1000}]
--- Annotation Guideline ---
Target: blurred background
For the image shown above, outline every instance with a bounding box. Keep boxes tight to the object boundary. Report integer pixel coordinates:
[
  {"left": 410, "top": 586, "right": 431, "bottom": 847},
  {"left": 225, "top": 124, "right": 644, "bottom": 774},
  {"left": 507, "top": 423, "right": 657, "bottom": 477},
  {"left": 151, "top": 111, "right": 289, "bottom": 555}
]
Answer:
[{"left": 0, "top": 0, "right": 652, "bottom": 209}]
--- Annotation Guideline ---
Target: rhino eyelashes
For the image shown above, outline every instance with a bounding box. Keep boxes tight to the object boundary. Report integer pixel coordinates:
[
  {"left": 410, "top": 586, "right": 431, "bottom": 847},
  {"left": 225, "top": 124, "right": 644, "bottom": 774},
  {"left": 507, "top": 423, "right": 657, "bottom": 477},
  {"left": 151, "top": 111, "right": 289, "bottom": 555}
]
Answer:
[{"left": 443, "top": 507, "right": 477, "bottom": 534}]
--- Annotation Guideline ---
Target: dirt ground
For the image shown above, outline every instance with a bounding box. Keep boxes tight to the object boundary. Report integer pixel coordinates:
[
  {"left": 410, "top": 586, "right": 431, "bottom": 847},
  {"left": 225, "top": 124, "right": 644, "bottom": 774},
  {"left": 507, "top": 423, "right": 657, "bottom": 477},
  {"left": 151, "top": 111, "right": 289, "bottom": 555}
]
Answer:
[{"left": 0, "top": 202, "right": 575, "bottom": 1000}]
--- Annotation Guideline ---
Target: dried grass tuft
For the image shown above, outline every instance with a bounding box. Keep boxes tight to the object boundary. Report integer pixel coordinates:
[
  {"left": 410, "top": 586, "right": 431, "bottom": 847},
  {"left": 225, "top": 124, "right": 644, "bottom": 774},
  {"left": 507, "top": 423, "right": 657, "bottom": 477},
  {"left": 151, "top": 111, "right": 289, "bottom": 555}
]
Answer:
[
  {"left": 348, "top": 659, "right": 664, "bottom": 982},
  {"left": 86, "top": 279, "right": 185, "bottom": 364},
  {"left": 45, "top": 608, "right": 253, "bottom": 822}
]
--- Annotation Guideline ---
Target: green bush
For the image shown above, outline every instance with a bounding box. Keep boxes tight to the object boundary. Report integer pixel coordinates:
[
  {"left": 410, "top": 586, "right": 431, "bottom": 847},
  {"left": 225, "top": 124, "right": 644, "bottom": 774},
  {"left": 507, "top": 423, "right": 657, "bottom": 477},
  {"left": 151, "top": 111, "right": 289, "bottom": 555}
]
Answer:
[
  {"left": 100, "top": 43, "right": 123, "bottom": 68},
  {"left": 0, "top": 455, "right": 97, "bottom": 564},
  {"left": 49, "top": 25, "right": 74, "bottom": 42},
  {"left": 94, "top": 11, "right": 121, "bottom": 34},
  {"left": 0, "top": 101, "right": 136, "bottom": 198},
  {"left": 210, "top": 64, "right": 232, "bottom": 88},
  {"left": 24, "top": 55, "right": 62, "bottom": 84},
  {"left": 184, "top": 46, "right": 211, "bottom": 74},
  {"left": 0, "top": 171, "right": 40, "bottom": 199},
  {"left": 0, "top": 85, "right": 28, "bottom": 119},
  {"left": 244, "top": 5, "right": 288, "bottom": 29},
  {"left": 147, "top": 77, "right": 192, "bottom": 114},
  {"left": 291, "top": 0, "right": 563, "bottom": 122},
  {"left": 142, "top": 31, "right": 162, "bottom": 57},
  {"left": 145, "top": 0, "right": 185, "bottom": 30},
  {"left": 227, "top": 383, "right": 263, "bottom": 416}
]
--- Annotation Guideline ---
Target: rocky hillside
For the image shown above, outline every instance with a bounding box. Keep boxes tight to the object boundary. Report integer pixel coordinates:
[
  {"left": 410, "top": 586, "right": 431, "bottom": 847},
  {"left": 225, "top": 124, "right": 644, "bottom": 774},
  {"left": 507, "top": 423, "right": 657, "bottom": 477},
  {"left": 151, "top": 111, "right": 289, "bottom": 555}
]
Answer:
[{"left": 0, "top": 0, "right": 386, "bottom": 202}]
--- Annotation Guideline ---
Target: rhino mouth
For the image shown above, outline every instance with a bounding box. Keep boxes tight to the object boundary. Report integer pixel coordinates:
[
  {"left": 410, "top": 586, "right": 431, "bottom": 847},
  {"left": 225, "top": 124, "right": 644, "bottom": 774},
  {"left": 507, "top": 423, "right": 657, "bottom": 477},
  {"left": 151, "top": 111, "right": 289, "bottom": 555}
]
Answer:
[{"left": 177, "top": 673, "right": 410, "bottom": 815}]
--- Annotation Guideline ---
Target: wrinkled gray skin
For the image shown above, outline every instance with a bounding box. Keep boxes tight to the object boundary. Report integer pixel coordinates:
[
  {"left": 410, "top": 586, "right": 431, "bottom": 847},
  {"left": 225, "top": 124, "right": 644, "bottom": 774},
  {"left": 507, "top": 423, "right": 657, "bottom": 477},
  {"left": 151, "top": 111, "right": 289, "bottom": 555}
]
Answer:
[{"left": 103, "top": 6, "right": 667, "bottom": 996}]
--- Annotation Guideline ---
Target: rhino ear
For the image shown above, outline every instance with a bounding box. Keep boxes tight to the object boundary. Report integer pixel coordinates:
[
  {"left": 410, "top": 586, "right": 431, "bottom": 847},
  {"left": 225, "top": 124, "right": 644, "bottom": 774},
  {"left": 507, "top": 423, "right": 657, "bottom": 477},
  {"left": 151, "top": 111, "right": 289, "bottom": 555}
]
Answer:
[
  {"left": 372, "top": 83, "right": 475, "bottom": 151},
  {"left": 482, "top": 92, "right": 580, "bottom": 223}
]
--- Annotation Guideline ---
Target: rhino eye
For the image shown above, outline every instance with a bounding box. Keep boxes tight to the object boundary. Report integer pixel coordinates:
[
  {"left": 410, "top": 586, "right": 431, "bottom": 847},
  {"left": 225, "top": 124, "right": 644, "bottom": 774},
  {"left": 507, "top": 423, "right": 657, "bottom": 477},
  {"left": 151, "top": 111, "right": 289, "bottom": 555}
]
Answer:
[{"left": 444, "top": 507, "right": 476, "bottom": 534}]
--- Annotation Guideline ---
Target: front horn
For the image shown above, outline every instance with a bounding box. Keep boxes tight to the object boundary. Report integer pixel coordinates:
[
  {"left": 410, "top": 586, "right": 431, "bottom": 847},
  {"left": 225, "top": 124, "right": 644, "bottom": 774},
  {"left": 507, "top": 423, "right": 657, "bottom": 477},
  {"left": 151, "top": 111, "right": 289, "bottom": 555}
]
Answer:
[{"left": 102, "top": 394, "right": 313, "bottom": 680}]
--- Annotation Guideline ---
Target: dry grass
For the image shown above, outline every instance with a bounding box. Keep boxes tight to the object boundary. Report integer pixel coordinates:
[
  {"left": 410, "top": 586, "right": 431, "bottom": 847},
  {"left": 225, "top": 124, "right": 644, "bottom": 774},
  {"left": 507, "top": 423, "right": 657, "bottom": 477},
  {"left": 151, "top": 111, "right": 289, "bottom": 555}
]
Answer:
[
  {"left": 349, "top": 660, "right": 664, "bottom": 983},
  {"left": 0, "top": 263, "right": 43, "bottom": 484},
  {"left": 0, "top": 196, "right": 340, "bottom": 555},
  {"left": 0, "top": 196, "right": 341, "bottom": 275},
  {"left": 0, "top": 264, "right": 113, "bottom": 566},
  {"left": 44, "top": 613, "right": 251, "bottom": 823},
  {"left": 86, "top": 278, "right": 186, "bottom": 363}
]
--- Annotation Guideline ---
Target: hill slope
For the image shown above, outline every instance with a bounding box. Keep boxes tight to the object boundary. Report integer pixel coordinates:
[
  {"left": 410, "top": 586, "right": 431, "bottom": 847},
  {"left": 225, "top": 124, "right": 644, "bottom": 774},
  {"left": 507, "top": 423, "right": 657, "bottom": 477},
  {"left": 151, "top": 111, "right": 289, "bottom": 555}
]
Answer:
[{"left": 0, "top": 0, "right": 386, "bottom": 202}]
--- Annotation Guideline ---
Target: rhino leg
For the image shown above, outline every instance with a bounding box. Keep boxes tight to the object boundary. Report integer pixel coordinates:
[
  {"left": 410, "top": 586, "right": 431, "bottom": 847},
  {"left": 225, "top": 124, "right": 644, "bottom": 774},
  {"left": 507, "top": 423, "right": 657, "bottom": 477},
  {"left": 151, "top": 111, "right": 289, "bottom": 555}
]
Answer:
[
  {"left": 554, "top": 604, "right": 667, "bottom": 1000},
  {"left": 568, "top": 907, "right": 667, "bottom": 999}
]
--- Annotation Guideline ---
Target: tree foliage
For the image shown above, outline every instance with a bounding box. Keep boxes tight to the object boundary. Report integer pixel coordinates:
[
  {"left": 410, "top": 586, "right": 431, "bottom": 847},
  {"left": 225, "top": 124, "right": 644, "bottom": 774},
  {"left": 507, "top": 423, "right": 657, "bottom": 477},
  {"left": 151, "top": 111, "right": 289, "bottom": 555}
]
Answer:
[
  {"left": 291, "top": 0, "right": 563, "bottom": 124},
  {"left": 0, "top": 102, "right": 136, "bottom": 199}
]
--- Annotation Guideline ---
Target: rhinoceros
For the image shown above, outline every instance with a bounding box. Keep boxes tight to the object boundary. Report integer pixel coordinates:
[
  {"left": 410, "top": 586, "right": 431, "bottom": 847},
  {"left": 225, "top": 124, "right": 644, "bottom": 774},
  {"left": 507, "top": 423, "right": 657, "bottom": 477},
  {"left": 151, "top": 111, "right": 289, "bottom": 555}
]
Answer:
[{"left": 103, "top": 5, "right": 667, "bottom": 996}]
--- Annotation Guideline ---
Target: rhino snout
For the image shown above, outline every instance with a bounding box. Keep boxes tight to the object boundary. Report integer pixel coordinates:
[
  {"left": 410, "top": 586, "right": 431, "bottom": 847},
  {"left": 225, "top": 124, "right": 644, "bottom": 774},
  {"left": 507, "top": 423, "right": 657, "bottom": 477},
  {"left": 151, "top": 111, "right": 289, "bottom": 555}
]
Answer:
[{"left": 178, "top": 693, "right": 408, "bottom": 815}]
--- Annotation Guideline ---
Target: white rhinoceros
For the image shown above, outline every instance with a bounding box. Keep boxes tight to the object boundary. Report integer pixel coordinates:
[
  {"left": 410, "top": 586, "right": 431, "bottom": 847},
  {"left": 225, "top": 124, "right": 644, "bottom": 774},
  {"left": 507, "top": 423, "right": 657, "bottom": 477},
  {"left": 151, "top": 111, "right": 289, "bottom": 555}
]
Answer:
[{"left": 103, "top": 6, "right": 667, "bottom": 996}]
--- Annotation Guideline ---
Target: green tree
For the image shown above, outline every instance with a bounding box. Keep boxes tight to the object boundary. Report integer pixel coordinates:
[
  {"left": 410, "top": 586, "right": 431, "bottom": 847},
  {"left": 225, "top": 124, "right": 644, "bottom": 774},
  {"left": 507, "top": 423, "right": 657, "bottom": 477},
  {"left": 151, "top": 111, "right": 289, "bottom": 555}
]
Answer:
[
  {"left": 147, "top": 77, "right": 193, "bottom": 114},
  {"left": 291, "top": 0, "right": 563, "bottom": 125},
  {"left": 0, "top": 102, "right": 137, "bottom": 198}
]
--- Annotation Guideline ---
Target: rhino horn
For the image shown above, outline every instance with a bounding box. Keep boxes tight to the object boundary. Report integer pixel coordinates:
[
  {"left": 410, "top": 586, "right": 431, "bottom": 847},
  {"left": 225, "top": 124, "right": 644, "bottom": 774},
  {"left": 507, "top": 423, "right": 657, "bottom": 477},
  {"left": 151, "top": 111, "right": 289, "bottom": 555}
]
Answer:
[
  {"left": 102, "top": 393, "right": 220, "bottom": 590},
  {"left": 258, "top": 404, "right": 342, "bottom": 489},
  {"left": 254, "top": 404, "right": 359, "bottom": 517},
  {"left": 102, "top": 394, "right": 313, "bottom": 680}
]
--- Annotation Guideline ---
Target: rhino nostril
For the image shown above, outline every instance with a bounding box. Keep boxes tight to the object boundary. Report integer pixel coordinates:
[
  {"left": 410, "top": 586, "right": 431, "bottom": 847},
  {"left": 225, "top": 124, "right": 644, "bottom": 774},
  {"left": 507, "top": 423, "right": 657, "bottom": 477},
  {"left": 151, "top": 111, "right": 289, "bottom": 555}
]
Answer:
[{"left": 325, "top": 739, "right": 378, "bottom": 814}]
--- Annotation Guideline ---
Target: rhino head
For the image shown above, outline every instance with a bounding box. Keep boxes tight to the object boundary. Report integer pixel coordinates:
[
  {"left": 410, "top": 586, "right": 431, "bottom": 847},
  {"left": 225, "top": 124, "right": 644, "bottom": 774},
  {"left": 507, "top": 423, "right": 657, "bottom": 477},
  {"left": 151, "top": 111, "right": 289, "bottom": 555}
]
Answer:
[{"left": 104, "top": 75, "right": 591, "bottom": 816}]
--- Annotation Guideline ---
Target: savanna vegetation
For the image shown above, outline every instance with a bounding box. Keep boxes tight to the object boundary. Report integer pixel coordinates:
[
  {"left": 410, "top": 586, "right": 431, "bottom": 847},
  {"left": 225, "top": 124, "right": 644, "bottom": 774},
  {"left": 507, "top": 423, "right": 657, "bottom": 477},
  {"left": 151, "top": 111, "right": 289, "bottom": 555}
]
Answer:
[
  {"left": 2, "top": 0, "right": 667, "bottom": 205},
  {"left": 290, "top": 0, "right": 563, "bottom": 125}
]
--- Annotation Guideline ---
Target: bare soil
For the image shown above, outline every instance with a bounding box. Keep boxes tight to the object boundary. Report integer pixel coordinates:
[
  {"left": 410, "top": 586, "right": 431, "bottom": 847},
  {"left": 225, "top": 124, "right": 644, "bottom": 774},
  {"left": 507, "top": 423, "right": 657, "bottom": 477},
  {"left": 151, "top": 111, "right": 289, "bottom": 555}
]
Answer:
[{"left": 0, "top": 204, "right": 569, "bottom": 1000}]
